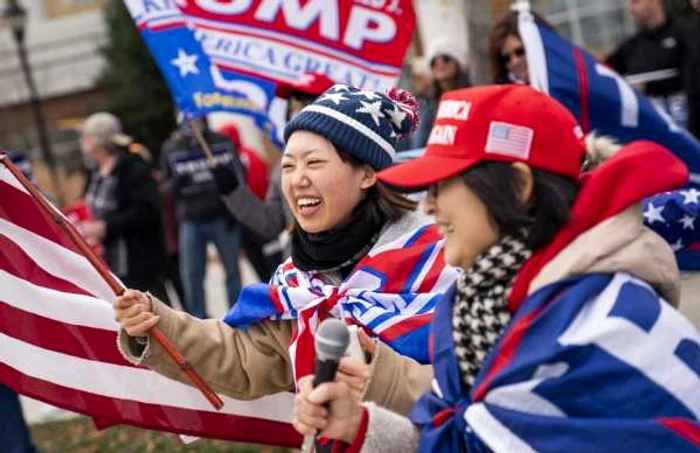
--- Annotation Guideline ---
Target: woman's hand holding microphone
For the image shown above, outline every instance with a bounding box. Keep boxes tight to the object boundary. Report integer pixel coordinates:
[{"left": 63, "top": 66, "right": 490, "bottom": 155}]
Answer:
[{"left": 292, "top": 328, "right": 377, "bottom": 445}]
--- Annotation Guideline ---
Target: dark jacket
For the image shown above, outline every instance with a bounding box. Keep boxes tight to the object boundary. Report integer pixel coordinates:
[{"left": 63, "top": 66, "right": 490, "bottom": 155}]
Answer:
[
  {"left": 160, "top": 128, "right": 240, "bottom": 222},
  {"left": 87, "top": 152, "right": 166, "bottom": 280},
  {"left": 679, "top": 14, "right": 700, "bottom": 138},
  {"left": 606, "top": 20, "right": 686, "bottom": 98}
]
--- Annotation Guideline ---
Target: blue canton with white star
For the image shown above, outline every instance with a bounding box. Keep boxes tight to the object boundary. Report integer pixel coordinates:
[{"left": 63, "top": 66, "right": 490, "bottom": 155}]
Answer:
[{"left": 643, "top": 189, "right": 700, "bottom": 270}]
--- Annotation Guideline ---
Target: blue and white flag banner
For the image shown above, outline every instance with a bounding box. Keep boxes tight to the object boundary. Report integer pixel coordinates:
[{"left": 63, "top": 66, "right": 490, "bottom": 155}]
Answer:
[
  {"left": 124, "top": 0, "right": 276, "bottom": 133},
  {"left": 517, "top": 4, "right": 700, "bottom": 186}
]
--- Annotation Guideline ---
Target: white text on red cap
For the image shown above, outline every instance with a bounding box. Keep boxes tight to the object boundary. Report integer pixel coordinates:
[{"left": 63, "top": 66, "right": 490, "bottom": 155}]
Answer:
[
  {"left": 427, "top": 100, "right": 471, "bottom": 146},
  {"left": 428, "top": 125, "right": 457, "bottom": 146},
  {"left": 436, "top": 100, "right": 471, "bottom": 121}
]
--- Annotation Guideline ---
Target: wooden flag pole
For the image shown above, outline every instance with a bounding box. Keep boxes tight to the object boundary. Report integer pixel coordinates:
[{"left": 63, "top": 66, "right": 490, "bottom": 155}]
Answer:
[
  {"left": 0, "top": 155, "right": 224, "bottom": 410},
  {"left": 188, "top": 118, "right": 216, "bottom": 163}
]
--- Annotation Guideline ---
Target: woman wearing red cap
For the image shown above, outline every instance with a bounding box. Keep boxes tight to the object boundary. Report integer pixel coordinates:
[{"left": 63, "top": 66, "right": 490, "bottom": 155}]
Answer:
[{"left": 292, "top": 85, "right": 700, "bottom": 452}]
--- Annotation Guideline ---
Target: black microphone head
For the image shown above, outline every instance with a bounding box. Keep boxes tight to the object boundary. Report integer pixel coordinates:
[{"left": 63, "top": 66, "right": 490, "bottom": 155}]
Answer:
[{"left": 315, "top": 319, "right": 350, "bottom": 361}]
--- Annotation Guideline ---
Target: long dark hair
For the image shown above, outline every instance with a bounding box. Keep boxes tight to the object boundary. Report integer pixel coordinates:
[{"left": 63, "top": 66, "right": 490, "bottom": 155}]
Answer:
[
  {"left": 488, "top": 11, "right": 551, "bottom": 84},
  {"left": 462, "top": 162, "right": 578, "bottom": 250}
]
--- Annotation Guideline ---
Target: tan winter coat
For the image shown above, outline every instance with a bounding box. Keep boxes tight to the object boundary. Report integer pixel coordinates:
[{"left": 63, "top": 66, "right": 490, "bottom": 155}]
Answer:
[{"left": 118, "top": 211, "right": 436, "bottom": 415}]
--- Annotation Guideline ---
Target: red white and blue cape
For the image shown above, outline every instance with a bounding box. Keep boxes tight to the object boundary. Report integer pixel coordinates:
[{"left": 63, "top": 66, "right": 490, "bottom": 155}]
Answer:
[{"left": 224, "top": 212, "right": 459, "bottom": 379}]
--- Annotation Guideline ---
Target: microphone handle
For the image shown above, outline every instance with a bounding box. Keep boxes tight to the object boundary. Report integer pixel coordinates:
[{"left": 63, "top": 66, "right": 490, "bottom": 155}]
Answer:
[
  {"left": 313, "top": 357, "right": 340, "bottom": 388},
  {"left": 302, "top": 357, "right": 341, "bottom": 453}
]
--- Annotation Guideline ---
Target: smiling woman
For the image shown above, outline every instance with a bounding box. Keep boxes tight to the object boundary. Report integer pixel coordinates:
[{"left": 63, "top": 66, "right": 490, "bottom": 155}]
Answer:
[
  {"left": 281, "top": 130, "right": 416, "bottom": 274},
  {"left": 282, "top": 132, "right": 375, "bottom": 234},
  {"left": 113, "top": 84, "right": 457, "bottom": 424}
]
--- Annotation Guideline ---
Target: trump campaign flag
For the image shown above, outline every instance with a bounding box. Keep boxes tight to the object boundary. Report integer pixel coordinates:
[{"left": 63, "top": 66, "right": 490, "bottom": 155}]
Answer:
[
  {"left": 125, "top": 0, "right": 276, "bottom": 129},
  {"left": 0, "top": 155, "right": 301, "bottom": 447},
  {"left": 125, "top": 0, "right": 416, "bottom": 131},
  {"left": 516, "top": 4, "right": 700, "bottom": 185}
]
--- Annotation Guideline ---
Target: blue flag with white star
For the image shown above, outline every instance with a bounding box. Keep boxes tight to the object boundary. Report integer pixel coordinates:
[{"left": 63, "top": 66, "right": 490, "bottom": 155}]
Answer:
[
  {"left": 123, "top": 0, "right": 276, "bottom": 134},
  {"left": 644, "top": 189, "right": 700, "bottom": 270}
]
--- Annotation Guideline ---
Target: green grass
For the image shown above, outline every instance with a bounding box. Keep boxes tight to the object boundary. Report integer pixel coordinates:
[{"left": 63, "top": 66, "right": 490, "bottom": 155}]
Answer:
[{"left": 30, "top": 417, "right": 295, "bottom": 453}]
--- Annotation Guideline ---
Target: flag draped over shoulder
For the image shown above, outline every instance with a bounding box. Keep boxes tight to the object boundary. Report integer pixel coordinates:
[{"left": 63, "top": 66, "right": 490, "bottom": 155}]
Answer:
[
  {"left": 413, "top": 273, "right": 700, "bottom": 452},
  {"left": 0, "top": 158, "right": 301, "bottom": 447},
  {"left": 517, "top": 7, "right": 700, "bottom": 186},
  {"left": 225, "top": 214, "right": 459, "bottom": 380}
]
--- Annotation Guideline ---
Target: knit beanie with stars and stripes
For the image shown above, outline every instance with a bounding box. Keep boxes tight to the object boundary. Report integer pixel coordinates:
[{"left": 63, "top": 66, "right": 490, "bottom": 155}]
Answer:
[{"left": 283, "top": 84, "right": 419, "bottom": 170}]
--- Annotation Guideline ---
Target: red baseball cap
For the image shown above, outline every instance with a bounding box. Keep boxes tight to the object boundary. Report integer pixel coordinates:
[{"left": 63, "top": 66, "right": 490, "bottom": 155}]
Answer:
[
  {"left": 275, "top": 73, "right": 336, "bottom": 99},
  {"left": 379, "top": 85, "right": 586, "bottom": 190}
]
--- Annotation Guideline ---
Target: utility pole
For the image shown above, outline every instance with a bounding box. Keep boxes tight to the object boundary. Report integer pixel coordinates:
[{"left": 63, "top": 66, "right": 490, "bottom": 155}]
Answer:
[{"left": 3, "top": 0, "right": 63, "bottom": 204}]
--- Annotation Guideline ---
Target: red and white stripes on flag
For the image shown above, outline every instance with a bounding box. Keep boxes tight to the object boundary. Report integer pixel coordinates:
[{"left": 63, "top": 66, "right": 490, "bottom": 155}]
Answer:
[{"left": 0, "top": 160, "right": 300, "bottom": 447}]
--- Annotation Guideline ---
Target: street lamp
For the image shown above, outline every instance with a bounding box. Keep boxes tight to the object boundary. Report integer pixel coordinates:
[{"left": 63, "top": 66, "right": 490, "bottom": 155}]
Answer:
[{"left": 2, "top": 0, "right": 62, "bottom": 203}]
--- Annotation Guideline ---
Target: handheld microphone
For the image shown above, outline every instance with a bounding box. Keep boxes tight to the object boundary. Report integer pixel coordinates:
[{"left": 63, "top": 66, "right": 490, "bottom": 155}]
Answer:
[{"left": 301, "top": 319, "right": 350, "bottom": 453}]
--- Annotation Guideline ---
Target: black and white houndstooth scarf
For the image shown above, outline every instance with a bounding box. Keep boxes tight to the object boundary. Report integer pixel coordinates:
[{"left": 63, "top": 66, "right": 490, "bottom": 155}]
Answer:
[{"left": 452, "top": 231, "right": 532, "bottom": 389}]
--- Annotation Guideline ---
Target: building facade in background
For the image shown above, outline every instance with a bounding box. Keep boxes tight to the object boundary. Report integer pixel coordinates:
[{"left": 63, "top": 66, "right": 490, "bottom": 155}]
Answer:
[
  {"left": 0, "top": 0, "right": 106, "bottom": 166},
  {"left": 534, "top": 0, "right": 636, "bottom": 58}
]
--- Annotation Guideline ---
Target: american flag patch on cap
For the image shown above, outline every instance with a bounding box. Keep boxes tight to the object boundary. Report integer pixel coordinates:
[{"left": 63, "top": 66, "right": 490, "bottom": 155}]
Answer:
[{"left": 485, "top": 121, "right": 534, "bottom": 159}]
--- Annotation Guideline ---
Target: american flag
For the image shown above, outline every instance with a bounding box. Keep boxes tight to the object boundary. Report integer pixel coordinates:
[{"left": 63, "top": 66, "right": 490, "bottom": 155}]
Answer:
[
  {"left": 485, "top": 121, "right": 534, "bottom": 159},
  {"left": 0, "top": 156, "right": 300, "bottom": 447},
  {"left": 644, "top": 189, "right": 700, "bottom": 270}
]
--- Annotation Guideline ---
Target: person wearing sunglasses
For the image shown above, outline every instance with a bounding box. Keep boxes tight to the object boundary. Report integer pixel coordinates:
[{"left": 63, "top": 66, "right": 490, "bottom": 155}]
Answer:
[{"left": 488, "top": 11, "right": 550, "bottom": 85}]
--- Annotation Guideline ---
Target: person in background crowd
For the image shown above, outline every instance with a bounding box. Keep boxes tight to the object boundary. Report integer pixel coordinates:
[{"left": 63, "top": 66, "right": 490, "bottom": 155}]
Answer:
[
  {"left": 1, "top": 150, "right": 37, "bottom": 453},
  {"left": 80, "top": 113, "right": 168, "bottom": 303},
  {"left": 607, "top": 0, "right": 690, "bottom": 128},
  {"left": 218, "top": 122, "right": 281, "bottom": 282},
  {"left": 410, "top": 37, "right": 471, "bottom": 149},
  {"left": 0, "top": 384, "right": 35, "bottom": 453},
  {"left": 291, "top": 84, "right": 700, "bottom": 453},
  {"left": 113, "top": 85, "right": 456, "bottom": 424},
  {"left": 129, "top": 141, "right": 186, "bottom": 306},
  {"left": 397, "top": 57, "right": 433, "bottom": 151},
  {"left": 408, "top": 57, "right": 432, "bottom": 100},
  {"left": 488, "top": 10, "right": 550, "bottom": 85},
  {"left": 161, "top": 117, "right": 242, "bottom": 317},
  {"left": 211, "top": 73, "right": 335, "bottom": 259},
  {"left": 679, "top": 0, "right": 700, "bottom": 138}
]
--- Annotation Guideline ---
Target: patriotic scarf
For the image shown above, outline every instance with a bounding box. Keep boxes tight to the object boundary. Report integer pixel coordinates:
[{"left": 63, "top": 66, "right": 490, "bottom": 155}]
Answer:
[{"left": 224, "top": 212, "right": 459, "bottom": 380}]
